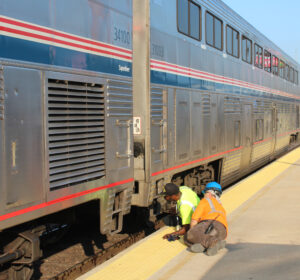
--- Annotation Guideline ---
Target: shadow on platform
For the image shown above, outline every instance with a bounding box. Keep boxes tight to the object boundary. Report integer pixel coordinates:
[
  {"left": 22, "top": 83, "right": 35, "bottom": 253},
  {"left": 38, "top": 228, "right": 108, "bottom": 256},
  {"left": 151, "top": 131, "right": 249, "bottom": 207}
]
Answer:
[{"left": 201, "top": 242, "right": 300, "bottom": 280}]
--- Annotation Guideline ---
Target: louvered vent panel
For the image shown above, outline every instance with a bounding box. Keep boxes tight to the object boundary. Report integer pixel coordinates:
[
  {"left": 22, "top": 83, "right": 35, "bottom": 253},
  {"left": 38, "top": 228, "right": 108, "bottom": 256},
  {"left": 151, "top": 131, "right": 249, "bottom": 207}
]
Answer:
[
  {"left": 202, "top": 94, "right": 211, "bottom": 115},
  {"left": 277, "top": 103, "right": 284, "bottom": 113},
  {"left": 253, "top": 100, "right": 264, "bottom": 114},
  {"left": 107, "top": 80, "right": 132, "bottom": 117},
  {"left": 224, "top": 96, "right": 241, "bottom": 114},
  {"left": 264, "top": 101, "right": 272, "bottom": 111},
  {"left": 285, "top": 103, "right": 291, "bottom": 113},
  {"left": 151, "top": 87, "right": 163, "bottom": 119},
  {"left": 0, "top": 68, "right": 4, "bottom": 120},
  {"left": 47, "top": 79, "right": 105, "bottom": 190}
]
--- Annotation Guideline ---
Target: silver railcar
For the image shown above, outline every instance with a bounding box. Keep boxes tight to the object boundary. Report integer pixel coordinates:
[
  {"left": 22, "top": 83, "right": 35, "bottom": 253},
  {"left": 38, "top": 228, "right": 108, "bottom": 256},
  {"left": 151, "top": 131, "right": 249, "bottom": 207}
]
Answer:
[
  {"left": 0, "top": 0, "right": 299, "bottom": 278},
  {"left": 0, "top": 1, "right": 134, "bottom": 278}
]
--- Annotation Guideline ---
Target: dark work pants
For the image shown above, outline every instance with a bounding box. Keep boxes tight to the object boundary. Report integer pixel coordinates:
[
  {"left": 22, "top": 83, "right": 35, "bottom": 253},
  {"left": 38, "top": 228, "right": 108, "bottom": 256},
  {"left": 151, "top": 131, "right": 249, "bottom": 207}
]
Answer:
[
  {"left": 162, "top": 215, "right": 182, "bottom": 227},
  {"left": 185, "top": 220, "right": 227, "bottom": 249}
]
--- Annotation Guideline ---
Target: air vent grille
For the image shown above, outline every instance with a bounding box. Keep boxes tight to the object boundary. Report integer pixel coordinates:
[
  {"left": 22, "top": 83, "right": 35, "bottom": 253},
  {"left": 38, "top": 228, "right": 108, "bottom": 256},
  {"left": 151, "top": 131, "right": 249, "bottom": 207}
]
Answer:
[
  {"left": 253, "top": 100, "right": 265, "bottom": 114},
  {"left": 47, "top": 79, "right": 105, "bottom": 190},
  {"left": 202, "top": 94, "right": 211, "bottom": 115},
  {"left": 224, "top": 96, "right": 241, "bottom": 114},
  {"left": 107, "top": 80, "right": 132, "bottom": 117},
  {"left": 151, "top": 87, "right": 163, "bottom": 119}
]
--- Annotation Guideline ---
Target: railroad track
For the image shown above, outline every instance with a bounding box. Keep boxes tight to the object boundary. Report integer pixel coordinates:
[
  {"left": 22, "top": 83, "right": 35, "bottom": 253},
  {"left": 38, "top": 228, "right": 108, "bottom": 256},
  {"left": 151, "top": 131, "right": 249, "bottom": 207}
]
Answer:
[{"left": 34, "top": 219, "right": 165, "bottom": 280}]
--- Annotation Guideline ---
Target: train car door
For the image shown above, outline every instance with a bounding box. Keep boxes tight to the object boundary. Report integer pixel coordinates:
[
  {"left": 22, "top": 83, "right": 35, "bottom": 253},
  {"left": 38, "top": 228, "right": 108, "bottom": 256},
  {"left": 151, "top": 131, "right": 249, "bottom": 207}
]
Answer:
[
  {"left": 270, "top": 105, "right": 278, "bottom": 155},
  {"left": 240, "top": 104, "right": 253, "bottom": 171}
]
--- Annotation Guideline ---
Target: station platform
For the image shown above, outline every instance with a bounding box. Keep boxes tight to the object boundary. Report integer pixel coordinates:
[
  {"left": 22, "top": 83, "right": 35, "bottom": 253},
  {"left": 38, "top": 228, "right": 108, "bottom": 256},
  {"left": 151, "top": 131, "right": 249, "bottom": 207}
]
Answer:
[{"left": 78, "top": 147, "right": 300, "bottom": 280}]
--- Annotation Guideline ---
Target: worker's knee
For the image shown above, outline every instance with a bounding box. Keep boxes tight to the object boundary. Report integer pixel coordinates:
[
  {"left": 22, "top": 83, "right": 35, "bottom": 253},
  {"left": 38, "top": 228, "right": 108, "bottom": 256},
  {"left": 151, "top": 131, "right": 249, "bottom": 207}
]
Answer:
[{"left": 187, "top": 229, "right": 198, "bottom": 243}]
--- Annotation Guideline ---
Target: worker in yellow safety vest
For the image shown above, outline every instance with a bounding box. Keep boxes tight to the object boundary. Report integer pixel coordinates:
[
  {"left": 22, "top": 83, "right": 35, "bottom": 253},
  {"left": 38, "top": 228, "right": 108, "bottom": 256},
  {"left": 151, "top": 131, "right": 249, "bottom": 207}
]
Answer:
[{"left": 161, "top": 183, "right": 200, "bottom": 240}]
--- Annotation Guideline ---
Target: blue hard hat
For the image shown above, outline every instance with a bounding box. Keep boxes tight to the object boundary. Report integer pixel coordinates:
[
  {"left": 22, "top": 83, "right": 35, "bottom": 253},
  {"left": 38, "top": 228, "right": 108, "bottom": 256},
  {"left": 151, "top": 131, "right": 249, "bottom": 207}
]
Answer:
[{"left": 202, "top": 182, "right": 222, "bottom": 195}]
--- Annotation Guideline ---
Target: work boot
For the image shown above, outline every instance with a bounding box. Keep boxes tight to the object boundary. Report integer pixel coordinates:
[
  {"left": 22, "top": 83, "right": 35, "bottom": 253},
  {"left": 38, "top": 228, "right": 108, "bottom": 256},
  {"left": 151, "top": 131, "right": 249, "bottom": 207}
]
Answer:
[
  {"left": 205, "top": 240, "right": 226, "bottom": 256},
  {"left": 190, "top": 243, "right": 205, "bottom": 253}
]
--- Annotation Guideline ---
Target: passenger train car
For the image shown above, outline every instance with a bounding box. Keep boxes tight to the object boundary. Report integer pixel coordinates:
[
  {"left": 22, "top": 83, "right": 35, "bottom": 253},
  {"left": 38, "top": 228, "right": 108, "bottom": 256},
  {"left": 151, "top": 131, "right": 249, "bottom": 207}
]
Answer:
[{"left": 0, "top": 0, "right": 299, "bottom": 278}]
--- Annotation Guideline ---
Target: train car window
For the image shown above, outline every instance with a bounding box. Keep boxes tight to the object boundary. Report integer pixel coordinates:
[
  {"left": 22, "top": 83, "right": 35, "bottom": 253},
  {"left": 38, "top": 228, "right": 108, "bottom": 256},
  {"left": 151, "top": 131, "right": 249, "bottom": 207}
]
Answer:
[
  {"left": 234, "top": 121, "right": 241, "bottom": 148},
  {"left": 279, "top": 60, "right": 285, "bottom": 78},
  {"left": 205, "top": 11, "right": 223, "bottom": 51},
  {"left": 178, "top": 0, "right": 189, "bottom": 34},
  {"left": 177, "top": 0, "right": 201, "bottom": 41},
  {"left": 226, "top": 25, "right": 239, "bottom": 58},
  {"left": 226, "top": 26, "right": 232, "bottom": 54},
  {"left": 254, "top": 43, "right": 263, "bottom": 68},
  {"left": 190, "top": 1, "right": 200, "bottom": 40},
  {"left": 264, "top": 50, "right": 271, "bottom": 72},
  {"left": 233, "top": 30, "right": 239, "bottom": 57},
  {"left": 285, "top": 64, "right": 290, "bottom": 81},
  {"left": 242, "top": 36, "right": 252, "bottom": 64},
  {"left": 206, "top": 12, "right": 214, "bottom": 46},
  {"left": 295, "top": 70, "right": 299, "bottom": 85},
  {"left": 272, "top": 55, "right": 279, "bottom": 76},
  {"left": 290, "top": 67, "right": 294, "bottom": 83},
  {"left": 215, "top": 17, "right": 222, "bottom": 50},
  {"left": 256, "top": 119, "right": 264, "bottom": 141}
]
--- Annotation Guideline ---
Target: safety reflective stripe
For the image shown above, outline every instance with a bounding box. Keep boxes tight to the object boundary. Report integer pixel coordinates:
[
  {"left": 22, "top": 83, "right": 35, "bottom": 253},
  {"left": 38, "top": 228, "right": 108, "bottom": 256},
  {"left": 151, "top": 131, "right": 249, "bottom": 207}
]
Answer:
[
  {"left": 179, "top": 200, "right": 196, "bottom": 211},
  {"left": 206, "top": 197, "right": 224, "bottom": 215}
]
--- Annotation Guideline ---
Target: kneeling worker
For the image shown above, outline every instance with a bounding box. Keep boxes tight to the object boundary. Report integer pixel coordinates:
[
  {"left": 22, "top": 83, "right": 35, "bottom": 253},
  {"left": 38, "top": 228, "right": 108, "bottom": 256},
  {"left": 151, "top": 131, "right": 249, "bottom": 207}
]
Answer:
[
  {"left": 187, "top": 182, "right": 228, "bottom": 256},
  {"left": 161, "top": 183, "right": 200, "bottom": 240}
]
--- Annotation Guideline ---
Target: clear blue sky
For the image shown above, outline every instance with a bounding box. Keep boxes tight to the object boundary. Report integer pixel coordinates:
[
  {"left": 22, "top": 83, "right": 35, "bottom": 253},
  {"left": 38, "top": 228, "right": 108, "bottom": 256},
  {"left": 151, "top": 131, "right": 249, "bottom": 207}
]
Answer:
[{"left": 222, "top": 0, "right": 300, "bottom": 64}]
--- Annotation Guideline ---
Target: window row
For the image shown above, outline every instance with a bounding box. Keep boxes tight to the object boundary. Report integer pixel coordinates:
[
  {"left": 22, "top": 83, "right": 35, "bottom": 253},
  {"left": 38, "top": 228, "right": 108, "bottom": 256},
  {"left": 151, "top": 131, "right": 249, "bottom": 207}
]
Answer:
[{"left": 177, "top": 0, "right": 299, "bottom": 85}]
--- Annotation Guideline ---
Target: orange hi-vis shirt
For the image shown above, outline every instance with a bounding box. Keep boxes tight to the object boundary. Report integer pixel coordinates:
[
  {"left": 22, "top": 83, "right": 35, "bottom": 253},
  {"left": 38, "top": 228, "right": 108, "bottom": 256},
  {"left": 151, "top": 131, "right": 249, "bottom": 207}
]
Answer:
[{"left": 191, "top": 195, "right": 228, "bottom": 232}]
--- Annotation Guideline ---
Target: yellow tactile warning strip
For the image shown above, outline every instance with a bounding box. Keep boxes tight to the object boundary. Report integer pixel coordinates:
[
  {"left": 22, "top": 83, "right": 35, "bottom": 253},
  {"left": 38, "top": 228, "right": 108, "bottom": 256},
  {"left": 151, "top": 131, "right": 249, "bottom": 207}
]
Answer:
[{"left": 80, "top": 147, "right": 300, "bottom": 280}]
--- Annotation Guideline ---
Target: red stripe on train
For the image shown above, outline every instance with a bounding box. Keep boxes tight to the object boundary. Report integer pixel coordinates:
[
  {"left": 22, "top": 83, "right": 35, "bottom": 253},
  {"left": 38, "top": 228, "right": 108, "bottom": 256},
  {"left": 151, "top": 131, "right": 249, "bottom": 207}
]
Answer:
[
  {"left": 0, "top": 178, "right": 134, "bottom": 222},
  {"left": 151, "top": 146, "right": 243, "bottom": 177},
  {"left": 0, "top": 16, "right": 132, "bottom": 55},
  {"left": 0, "top": 26, "right": 132, "bottom": 60}
]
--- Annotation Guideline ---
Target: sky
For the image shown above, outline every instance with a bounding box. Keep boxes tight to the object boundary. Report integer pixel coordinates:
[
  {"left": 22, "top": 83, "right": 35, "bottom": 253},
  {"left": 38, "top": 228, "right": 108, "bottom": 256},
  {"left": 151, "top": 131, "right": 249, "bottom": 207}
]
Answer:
[{"left": 221, "top": 0, "right": 300, "bottom": 64}]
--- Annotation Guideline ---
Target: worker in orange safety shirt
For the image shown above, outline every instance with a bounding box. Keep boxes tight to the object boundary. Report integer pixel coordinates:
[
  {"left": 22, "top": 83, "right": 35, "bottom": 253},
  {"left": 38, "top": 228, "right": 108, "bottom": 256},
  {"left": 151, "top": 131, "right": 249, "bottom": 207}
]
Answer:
[{"left": 186, "top": 182, "right": 228, "bottom": 256}]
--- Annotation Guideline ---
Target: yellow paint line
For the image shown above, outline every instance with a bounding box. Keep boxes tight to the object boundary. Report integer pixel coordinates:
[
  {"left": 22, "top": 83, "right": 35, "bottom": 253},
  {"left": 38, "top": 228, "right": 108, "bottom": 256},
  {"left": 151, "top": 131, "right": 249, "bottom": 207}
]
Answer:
[
  {"left": 83, "top": 227, "right": 186, "bottom": 280},
  {"left": 82, "top": 147, "right": 300, "bottom": 280}
]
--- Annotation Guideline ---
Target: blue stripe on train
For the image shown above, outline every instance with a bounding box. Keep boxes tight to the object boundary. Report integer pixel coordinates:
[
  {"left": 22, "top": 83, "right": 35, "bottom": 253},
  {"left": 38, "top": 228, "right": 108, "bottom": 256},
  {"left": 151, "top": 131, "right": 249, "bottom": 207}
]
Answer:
[
  {"left": 0, "top": 35, "right": 298, "bottom": 102},
  {"left": 0, "top": 35, "right": 132, "bottom": 77},
  {"left": 150, "top": 70, "right": 296, "bottom": 102}
]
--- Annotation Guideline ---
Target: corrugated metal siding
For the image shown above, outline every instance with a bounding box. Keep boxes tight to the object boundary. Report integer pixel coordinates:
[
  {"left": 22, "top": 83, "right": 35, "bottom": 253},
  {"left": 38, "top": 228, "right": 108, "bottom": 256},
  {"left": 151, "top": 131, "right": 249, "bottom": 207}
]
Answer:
[
  {"left": 251, "top": 141, "right": 272, "bottom": 163},
  {"left": 221, "top": 149, "right": 242, "bottom": 185},
  {"left": 275, "top": 136, "right": 289, "bottom": 151}
]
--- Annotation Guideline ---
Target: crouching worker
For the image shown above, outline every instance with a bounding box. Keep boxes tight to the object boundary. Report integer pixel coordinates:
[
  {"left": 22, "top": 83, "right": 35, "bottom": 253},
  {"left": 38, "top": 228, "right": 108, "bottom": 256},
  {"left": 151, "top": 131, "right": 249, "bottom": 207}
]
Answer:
[
  {"left": 187, "top": 182, "right": 228, "bottom": 256},
  {"left": 161, "top": 183, "right": 200, "bottom": 241}
]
